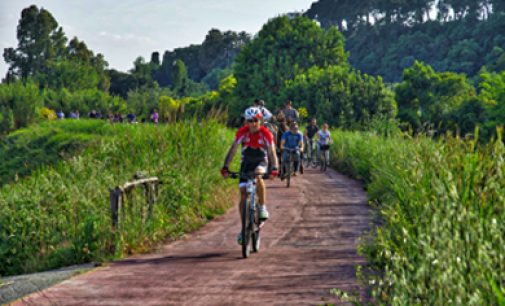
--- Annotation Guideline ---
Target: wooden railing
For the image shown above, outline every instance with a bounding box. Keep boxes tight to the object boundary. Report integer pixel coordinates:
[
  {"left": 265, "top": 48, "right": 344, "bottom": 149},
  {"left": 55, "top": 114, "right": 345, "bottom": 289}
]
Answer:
[{"left": 109, "top": 174, "right": 160, "bottom": 230}]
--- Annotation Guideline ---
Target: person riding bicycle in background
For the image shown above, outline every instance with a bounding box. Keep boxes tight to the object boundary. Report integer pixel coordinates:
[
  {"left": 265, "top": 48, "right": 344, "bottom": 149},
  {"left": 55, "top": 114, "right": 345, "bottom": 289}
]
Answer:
[
  {"left": 253, "top": 99, "right": 273, "bottom": 122},
  {"left": 221, "top": 107, "right": 279, "bottom": 245},
  {"left": 317, "top": 123, "right": 332, "bottom": 162},
  {"left": 280, "top": 122, "right": 304, "bottom": 178},
  {"left": 281, "top": 100, "right": 299, "bottom": 123},
  {"left": 304, "top": 118, "right": 319, "bottom": 161}
]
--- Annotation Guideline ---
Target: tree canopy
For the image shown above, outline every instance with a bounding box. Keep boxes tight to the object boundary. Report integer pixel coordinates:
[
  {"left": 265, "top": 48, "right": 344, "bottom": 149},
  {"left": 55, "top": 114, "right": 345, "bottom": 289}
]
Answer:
[{"left": 234, "top": 16, "right": 348, "bottom": 112}]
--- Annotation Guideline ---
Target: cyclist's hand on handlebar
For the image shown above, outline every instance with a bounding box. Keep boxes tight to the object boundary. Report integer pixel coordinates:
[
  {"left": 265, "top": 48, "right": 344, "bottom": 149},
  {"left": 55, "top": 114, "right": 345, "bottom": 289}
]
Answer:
[
  {"left": 270, "top": 167, "right": 279, "bottom": 178},
  {"left": 220, "top": 167, "right": 229, "bottom": 178}
]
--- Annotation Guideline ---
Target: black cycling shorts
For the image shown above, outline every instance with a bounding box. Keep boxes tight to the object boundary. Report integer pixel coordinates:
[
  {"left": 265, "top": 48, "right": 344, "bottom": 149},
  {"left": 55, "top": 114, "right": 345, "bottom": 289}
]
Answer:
[{"left": 240, "top": 148, "right": 267, "bottom": 184}]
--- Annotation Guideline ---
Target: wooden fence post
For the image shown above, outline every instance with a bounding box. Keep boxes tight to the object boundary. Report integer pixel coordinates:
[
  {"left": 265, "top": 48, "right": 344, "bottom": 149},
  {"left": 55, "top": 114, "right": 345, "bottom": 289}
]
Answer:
[
  {"left": 110, "top": 189, "right": 117, "bottom": 230},
  {"left": 109, "top": 177, "right": 159, "bottom": 230}
]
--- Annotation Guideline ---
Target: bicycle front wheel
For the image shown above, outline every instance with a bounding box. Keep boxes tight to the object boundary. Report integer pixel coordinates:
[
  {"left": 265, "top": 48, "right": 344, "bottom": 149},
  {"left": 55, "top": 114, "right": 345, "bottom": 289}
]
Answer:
[
  {"left": 252, "top": 210, "right": 261, "bottom": 253},
  {"left": 241, "top": 199, "right": 251, "bottom": 258}
]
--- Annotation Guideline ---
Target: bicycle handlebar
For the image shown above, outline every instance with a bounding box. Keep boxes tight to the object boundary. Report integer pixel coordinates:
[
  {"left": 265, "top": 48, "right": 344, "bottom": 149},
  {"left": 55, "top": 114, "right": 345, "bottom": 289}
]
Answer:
[
  {"left": 227, "top": 171, "right": 270, "bottom": 180},
  {"left": 227, "top": 172, "right": 240, "bottom": 179}
]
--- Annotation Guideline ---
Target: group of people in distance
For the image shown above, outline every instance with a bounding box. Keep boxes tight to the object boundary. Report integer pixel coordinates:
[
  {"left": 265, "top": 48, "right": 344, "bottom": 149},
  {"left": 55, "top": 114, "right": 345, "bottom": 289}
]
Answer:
[
  {"left": 54, "top": 109, "right": 160, "bottom": 125},
  {"left": 56, "top": 110, "right": 80, "bottom": 119},
  {"left": 220, "top": 99, "right": 332, "bottom": 245}
]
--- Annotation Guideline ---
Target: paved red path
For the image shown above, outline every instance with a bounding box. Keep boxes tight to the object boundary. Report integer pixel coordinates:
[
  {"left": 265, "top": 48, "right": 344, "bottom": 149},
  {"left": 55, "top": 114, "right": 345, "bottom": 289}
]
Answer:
[{"left": 13, "top": 168, "right": 370, "bottom": 305}]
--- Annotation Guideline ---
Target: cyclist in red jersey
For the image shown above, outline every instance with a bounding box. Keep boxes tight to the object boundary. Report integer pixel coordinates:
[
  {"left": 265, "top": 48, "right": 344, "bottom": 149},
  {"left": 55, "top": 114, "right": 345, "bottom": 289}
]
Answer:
[{"left": 221, "top": 107, "right": 279, "bottom": 245}]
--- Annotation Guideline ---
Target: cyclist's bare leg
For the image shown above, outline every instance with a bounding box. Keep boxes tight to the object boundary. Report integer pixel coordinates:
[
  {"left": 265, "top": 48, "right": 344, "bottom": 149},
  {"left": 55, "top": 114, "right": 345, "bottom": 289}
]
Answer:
[{"left": 256, "top": 177, "right": 265, "bottom": 205}]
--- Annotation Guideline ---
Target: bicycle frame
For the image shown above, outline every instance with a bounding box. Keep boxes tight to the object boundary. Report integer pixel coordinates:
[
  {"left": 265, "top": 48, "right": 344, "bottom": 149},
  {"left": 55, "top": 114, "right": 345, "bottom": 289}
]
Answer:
[
  {"left": 282, "top": 148, "right": 299, "bottom": 187},
  {"left": 228, "top": 171, "right": 263, "bottom": 258}
]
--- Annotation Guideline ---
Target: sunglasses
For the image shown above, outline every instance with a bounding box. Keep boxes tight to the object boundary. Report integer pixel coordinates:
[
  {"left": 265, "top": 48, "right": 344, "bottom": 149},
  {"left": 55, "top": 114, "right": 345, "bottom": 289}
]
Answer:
[{"left": 247, "top": 118, "right": 259, "bottom": 123}]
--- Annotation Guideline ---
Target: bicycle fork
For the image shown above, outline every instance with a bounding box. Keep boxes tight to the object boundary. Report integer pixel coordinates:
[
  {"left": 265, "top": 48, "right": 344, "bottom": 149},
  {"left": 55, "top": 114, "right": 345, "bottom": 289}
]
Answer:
[{"left": 246, "top": 180, "right": 257, "bottom": 230}]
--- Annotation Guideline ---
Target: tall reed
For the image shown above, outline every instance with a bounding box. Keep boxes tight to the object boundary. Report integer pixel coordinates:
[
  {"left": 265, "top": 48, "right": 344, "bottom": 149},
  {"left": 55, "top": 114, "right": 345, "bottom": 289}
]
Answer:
[{"left": 331, "top": 128, "right": 505, "bottom": 305}]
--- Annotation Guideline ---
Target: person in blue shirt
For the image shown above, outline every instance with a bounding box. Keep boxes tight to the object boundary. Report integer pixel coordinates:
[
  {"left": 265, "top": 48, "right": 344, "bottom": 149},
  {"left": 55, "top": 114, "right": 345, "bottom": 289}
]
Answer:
[
  {"left": 280, "top": 122, "right": 304, "bottom": 177},
  {"left": 56, "top": 110, "right": 65, "bottom": 119}
]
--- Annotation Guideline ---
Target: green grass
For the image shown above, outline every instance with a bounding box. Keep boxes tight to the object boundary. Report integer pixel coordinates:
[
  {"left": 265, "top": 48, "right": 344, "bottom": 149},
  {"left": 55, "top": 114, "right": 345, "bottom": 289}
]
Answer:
[
  {"left": 0, "top": 120, "right": 237, "bottom": 276},
  {"left": 330, "top": 129, "right": 505, "bottom": 305},
  {"left": 0, "top": 120, "right": 108, "bottom": 186}
]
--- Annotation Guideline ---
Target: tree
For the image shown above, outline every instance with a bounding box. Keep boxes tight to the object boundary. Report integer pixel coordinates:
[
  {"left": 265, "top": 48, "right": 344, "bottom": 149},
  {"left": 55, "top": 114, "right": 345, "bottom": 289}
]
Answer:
[
  {"left": 3, "top": 5, "right": 67, "bottom": 80},
  {"left": 281, "top": 65, "right": 396, "bottom": 127},
  {"left": 171, "top": 59, "right": 188, "bottom": 96},
  {"left": 108, "top": 69, "right": 138, "bottom": 98},
  {"left": 234, "top": 15, "right": 348, "bottom": 111},
  {"left": 395, "top": 61, "right": 474, "bottom": 131},
  {"left": 130, "top": 56, "right": 155, "bottom": 88},
  {"left": 150, "top": 52, "right": 160, "bottom": 66},
  {"left": 36, "top": 59, "right": 100, "bottom": 91},
  {"left": 0, "top": 106, "right": 15, "bottom": 134},
  {"left": 0, "top": 81, "right": 43, "bottom": 131}
]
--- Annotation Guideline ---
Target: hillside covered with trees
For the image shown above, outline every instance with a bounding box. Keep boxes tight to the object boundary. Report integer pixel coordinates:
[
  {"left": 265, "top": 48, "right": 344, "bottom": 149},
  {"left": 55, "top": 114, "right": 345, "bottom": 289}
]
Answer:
[
  {"left": 306, "top": 0, "right": 505, "bottom": 81},
  {"left": 109, "top": 29, "right": 250, "bottom": 98}
]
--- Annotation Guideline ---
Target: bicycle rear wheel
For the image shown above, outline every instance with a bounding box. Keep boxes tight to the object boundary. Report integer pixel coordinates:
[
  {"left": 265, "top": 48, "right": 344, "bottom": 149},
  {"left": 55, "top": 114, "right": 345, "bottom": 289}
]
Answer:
[
  {"left": 311, "top": 153, "right": 318, "bottom": 168},
  {"left": 286, "top": 159, "right": 292, "bottom": 188},
  {"left": 304, "top": 148, "right": 311, "bottom": 168},
  {"left": 241, "top": 199, "right": 251, "bottom": 258}
]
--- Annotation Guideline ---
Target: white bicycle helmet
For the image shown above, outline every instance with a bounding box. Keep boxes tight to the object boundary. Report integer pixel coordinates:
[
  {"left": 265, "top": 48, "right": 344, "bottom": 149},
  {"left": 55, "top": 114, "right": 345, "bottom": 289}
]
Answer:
[{"left": 244, "top": 107, "right": 263, "bottom": 120}]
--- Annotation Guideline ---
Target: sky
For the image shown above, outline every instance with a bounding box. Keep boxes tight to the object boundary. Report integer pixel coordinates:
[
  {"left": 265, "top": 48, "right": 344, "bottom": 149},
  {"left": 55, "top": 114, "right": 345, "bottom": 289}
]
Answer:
[{"left": 0, "top": 0, "right": 315, "bottom": 77}]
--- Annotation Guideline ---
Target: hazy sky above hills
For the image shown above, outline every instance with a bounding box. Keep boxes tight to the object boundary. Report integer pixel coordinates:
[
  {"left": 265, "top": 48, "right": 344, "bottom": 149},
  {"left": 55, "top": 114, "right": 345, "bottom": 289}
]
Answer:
[{"left": 0, "top": 0, "right": 314, "bottom": 76}]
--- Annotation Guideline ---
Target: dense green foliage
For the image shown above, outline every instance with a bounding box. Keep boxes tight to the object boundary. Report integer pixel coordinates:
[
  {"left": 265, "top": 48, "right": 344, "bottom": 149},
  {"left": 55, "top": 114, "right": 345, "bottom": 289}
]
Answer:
[
  {"left": 232, "top": 15, "right": 395, "bottom": 127},
  {"left": 331, "top": 129, "right": 505, "bottom": 305},
  {"left": 0, "top": 120, "right": 236, "bottom": 276},
  {"left": 0, "top": 81, "right": 126, "bottom": 134},
  {"left": 395, "top": 61, "right": 505, "bottom": 139},
  {"left": 281, "top": 65, "right": 396, "bottom": 128},
  {"left": 306, "top": 0, "right": 505, "bottom": 81}
]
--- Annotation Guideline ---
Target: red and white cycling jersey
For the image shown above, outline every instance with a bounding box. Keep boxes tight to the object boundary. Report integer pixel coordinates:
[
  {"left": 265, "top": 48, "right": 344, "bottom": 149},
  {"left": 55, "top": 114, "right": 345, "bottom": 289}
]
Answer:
[{"left": 234, "top": 125, "right": 274, "bottom": 153}]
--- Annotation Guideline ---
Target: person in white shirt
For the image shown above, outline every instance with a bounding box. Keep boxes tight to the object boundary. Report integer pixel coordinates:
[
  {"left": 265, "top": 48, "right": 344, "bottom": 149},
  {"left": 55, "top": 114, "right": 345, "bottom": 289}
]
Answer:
[
  {"left": 253, "top": 99, "right": 273, "bottom": 122},
  {"left": 317, "top": 123, "right": 332, "bottom": 163}
]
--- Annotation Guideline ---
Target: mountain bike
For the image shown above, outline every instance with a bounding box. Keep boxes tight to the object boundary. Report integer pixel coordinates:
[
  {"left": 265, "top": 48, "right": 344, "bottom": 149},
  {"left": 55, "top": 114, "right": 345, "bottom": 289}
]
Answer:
[
  {"left": 304, "top": 138, "right": 318, "bottom": 168},
  {"left": 319, "top": 144, "right": 330, "bottom": 172},
  {"left": 281, "top": 148, "right": 299, "bottom": 188},
  {"left": 228, "top": 171, "right": 265, "bottom": 258}
]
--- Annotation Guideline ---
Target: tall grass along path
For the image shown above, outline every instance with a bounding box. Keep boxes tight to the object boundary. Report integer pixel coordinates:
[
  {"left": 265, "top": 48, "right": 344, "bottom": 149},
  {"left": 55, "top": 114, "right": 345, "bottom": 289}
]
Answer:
[{"left": 12, "top": 167, "right": 370, "bottom": 305}]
